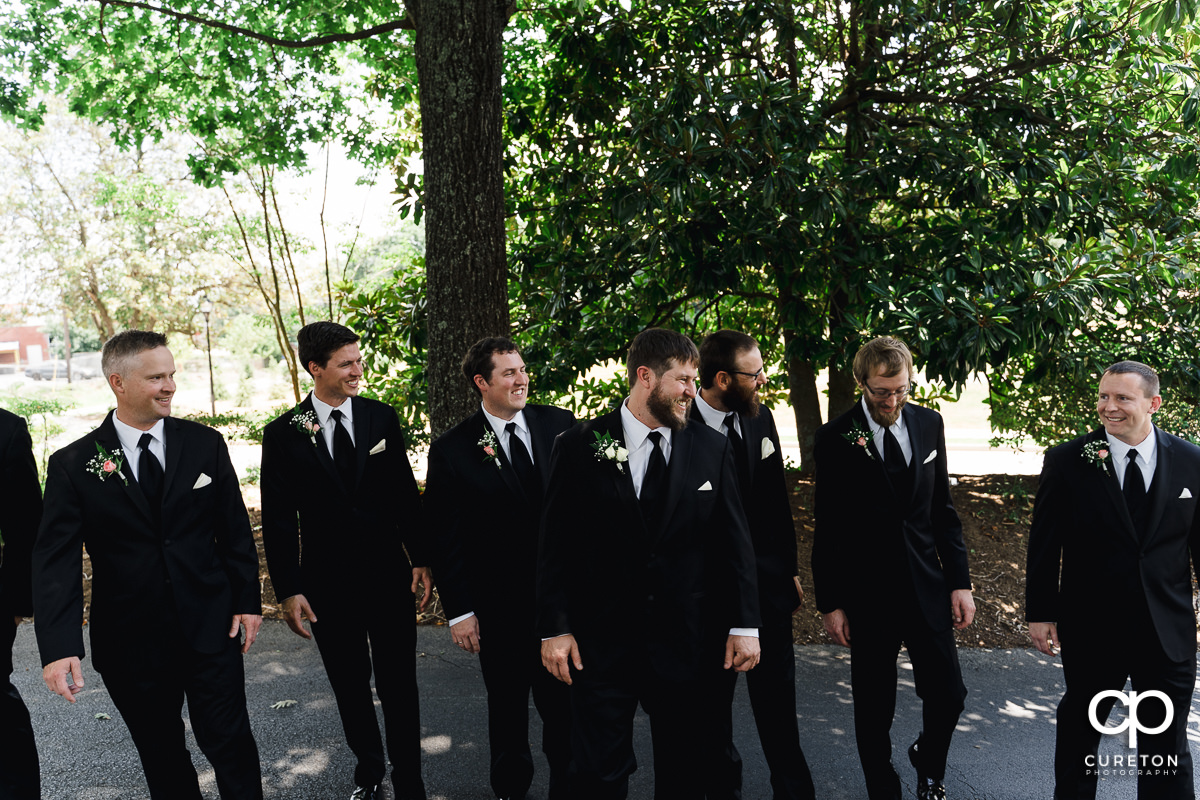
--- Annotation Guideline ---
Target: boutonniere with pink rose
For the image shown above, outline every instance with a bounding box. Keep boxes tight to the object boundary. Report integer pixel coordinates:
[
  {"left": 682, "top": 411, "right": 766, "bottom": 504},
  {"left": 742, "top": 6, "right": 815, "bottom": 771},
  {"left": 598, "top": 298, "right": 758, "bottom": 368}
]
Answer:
[
  {"left": 86, "top": 442, "right": 128, "bottom": 485},
  {"left": 479, "top": 429, "right": 502, "bottom": 469},
  {"left": 591, "top": 431, "right": 630, "bottom": 473},
  {"left": 1082, "top": 440, "right": 1112, "bottom": 475},
  {"left": 842, "top": 424, "right": 876, "bottom": 461},
  {"left": 293, "top": 409, "right": 320, "bottom": 445}
]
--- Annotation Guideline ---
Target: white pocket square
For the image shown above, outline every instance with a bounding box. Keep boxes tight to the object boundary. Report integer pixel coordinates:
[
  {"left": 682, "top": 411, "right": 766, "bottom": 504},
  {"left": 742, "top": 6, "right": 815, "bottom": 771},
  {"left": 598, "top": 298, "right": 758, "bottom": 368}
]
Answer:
[
  {"left": 193, "top": 473, "right": 212, "bottom": 490},
  {"left": 698, "top": 481, "right": 713, "bottom": 491},
  {"left": 369, "top": 439, "right": 386, "bottom": 455},
  {"left": 923, "top": 450, "right": 937, "bottom": 464},
  {"left": 1181, "top": 488, "right": 1193, "bottom": 499},
  {"left": 760, "top": 438, "right": 776, "bottom": 460}
]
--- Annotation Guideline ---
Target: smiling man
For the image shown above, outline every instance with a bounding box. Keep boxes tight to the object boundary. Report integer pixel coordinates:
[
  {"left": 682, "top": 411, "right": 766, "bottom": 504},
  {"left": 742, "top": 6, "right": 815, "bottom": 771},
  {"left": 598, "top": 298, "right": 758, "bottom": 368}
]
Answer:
[
  {"left": 260, "top": 321, "right": 432, "bottom": 800},
  {"left": 812, "top": 335, "right": 973, "bottom": 800},
  {"left": 424, "top": 337, "right": 575, "bottom": 800},
  {"left": 34, "top": 330, "right": 263, "bottom": 799},
  {"left": 1027, "top": 360, "right": 1200, "bottom": 800},
  {"left": 537, "top": 327, "right": 760, "bottom": 799}
]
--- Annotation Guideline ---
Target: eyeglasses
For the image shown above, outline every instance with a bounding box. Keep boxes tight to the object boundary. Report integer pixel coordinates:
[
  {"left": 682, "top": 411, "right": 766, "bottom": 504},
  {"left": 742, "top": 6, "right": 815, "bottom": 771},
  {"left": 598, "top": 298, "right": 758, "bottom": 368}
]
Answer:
[
  {"left": 864, "top": 383, "right": 911, "bottom": 400},
  {"left": 728, "top": 368, "right": 764, "bottom": 381}
]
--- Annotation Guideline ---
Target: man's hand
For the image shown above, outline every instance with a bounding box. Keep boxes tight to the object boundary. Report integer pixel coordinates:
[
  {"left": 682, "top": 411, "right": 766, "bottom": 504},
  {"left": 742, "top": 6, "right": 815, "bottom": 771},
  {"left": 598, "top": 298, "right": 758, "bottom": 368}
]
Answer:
[
  {"left": 450, "top": 615, "right": 481, "bottom": 655},
  {"left": 823, "top": 609, "right": 851, "bottom": 647},
  {"left": 541, "top": 635, "right": 582, "bottom": 685},
  {"left": 950, "top": 589, "right": 976, "bottom": 630},
  {"left": 43, "top": 657, "right": 84, "bottom": 703},
  {"left": 1029, "top": 622, "right": 1060, "bottom": 657},
  {"left": 230, "top": 614, "right": 263, "bottom": 653},
  {"left": 724, "top": 635, "right": 761, "bottom": 672},
  {"left": 411, "top": 566, "right": 434, "bottom": 613},
  {"left": 282, "top": 594, "right": 317, "bottom": 640},
  {"left": 792, "top": 576, "right": 806, "bottom": 614}
]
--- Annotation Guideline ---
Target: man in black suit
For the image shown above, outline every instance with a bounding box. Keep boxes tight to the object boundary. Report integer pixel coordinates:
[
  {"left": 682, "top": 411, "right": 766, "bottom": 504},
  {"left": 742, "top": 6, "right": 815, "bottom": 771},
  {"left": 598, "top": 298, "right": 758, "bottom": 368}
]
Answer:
[
  {"left": 692, "top": 330, "right": 814, "bottom": 800},
  {"left": 538, "top": 327, "right": 761, "bottom": 800},
  {"left": 35, "top": 330, "right": 263, "bottom": 800},
  {"left": 812, "top": 335, "right": 974, "bottom": 800},
  {"left": 1026, "top": 360, "right": 1200, "bottom": 800},
  {"left": 261, "top": 321, "right": 432, "bottom": 800},
  {"left": 425, "top": 336, "right": 574, "bottom": 800},
  {"left": 0, "top": 407, "right": 42, "bottom": 800}
]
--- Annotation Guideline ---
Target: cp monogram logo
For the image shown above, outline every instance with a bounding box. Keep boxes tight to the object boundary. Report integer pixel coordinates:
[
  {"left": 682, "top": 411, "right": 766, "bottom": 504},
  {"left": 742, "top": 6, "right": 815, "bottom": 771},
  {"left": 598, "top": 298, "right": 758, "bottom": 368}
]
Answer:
[{"left": 1088, "top": 690, "right": 1174, "bottom": 748}]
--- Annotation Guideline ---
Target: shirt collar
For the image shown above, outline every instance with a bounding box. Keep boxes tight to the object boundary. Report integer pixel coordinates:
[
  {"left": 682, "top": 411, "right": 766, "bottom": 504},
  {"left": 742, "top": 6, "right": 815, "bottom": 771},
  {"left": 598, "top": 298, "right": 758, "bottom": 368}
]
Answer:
[
  {"left": 694, "top": 391, "right": 734, "bottom": 433},
  {"left": 620, "top": 398, "right": 672, "bottom": 452},
  {"left": 482, "top": 404, "right": 529, "bottom": 439},
  {"left": 1105, "top": 426, "right": 1157, "bottom": 463},
  {"left": 112, "top": 414, "right": 165, "bottom": 453},
  {"left": 311, "top": 392, "right": 352, "bottom": 426}
]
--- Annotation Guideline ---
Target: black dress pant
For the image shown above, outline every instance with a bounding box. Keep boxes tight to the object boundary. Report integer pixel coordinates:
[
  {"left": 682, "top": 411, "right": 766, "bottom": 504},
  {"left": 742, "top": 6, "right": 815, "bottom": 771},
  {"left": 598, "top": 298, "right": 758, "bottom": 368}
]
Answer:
[
  {"left": 477, "top": 612, "right": 572, "bottom": 799},
  {"left": 704, "top": 614, "right": 816, "bottom": 800},
  {"left": 312, "top": 596, "right": 426, "bottom": 798},
  {"left": 847, "top": 606, "right": 966, "bottom": 800},
  {"left": 569, "top": 655, "right": 710, "bottom": 800},
  {"left": 1054, "top": 617, "right": 1195, "bottom": 800},
  {"left": 0, "top": 619, "right": 39, "bottom": 800},
  {"left": 101, "top": 630, "right": 262, "bottom": 800}
]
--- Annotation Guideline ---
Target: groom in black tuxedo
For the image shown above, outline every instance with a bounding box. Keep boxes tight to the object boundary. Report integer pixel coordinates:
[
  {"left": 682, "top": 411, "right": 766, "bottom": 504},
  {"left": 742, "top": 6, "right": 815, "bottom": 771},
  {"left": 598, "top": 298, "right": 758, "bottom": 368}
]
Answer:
[
  {"left": 261, "top": 321, "right": 432, "bottom": 800},
  {"left": 0, "top": 407, "right": 42, "bottom": 800},
  {"left": 692, "top": 330, "right": 814, "bottom": 800},
  {"left": 34, "top": 330, "right": 263, "bottom": 800},
  {"left": 538, "top": 327, "right": 761, "bottom": 800},
  {"left": 424, "top": 336, "right": 574, "bottom": 800},
  {"left": 812, "top": 336, "right": 973, "bottom": 800},
  {"left": 1027, "top": 360, "right": 1200, "bottom": 800}
]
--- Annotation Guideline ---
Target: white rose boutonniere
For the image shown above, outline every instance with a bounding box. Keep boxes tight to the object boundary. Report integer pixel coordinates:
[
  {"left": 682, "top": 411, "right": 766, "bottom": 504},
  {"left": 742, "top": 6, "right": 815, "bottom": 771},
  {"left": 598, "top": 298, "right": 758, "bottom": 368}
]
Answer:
[
  {"left": 591, "top": 431, "right": 629, "bottom": 473},
  {"left": 293, "top": 409, "right": 321, "bottom": 445}
]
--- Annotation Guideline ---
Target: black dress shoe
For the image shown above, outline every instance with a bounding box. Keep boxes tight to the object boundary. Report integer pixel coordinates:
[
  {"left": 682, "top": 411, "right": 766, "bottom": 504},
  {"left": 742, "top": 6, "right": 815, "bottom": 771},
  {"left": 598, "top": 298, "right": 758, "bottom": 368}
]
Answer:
[
  {"left": 350, "top": 786, "right": 381, "bottom": 800},
  {"left": 908, "top": 738, "right": 947, "bottom": 800}
]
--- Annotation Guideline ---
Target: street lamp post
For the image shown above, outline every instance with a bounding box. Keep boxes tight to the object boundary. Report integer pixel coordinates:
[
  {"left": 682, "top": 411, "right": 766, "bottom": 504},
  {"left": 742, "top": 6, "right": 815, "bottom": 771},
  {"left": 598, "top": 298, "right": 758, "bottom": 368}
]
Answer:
[{"left": 199, "top": 295, "right": 216, "bottom": 416}]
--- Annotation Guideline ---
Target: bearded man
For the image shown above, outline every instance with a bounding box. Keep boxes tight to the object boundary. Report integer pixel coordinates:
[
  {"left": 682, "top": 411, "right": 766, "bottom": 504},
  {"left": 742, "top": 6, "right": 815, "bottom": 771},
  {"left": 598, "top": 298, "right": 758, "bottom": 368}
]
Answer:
[
  {"left": 811, "top": 336, "right": 974, "bottom": 800},
  {"left": 537, "top": 327, "right": 760, "bottom": 799}
]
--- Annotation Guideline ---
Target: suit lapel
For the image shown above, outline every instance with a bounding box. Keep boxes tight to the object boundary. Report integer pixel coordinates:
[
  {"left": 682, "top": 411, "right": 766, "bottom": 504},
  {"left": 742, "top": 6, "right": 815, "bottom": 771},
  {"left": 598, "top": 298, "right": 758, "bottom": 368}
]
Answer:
[
  {"left": 300, "top": 395, "right": 342, "bottom": 487},
  {"left": 598, "top": 411, "right": 642, "bottom": 526},
  {"left": 162, "top": 416, "right": 183, "bottom": 500},
  {"left": 351, "top": 396, "right": 371, "bottom": 492},
  {"left": 1141, "top": 426, "right": 1172, "bottom": 546},
  {"left": 653, "top": 422, "right": 693, "bottom": 543},
  {"left": 1088, "top": 428, "right": 1140, "bottom": 544},
  {"left": 525, "top": 406, "right": 556, "bottom": 493},
  {"left": 488, "top": 412, "right": 529, "bottom": 501},
  {"left": 899, "top": 404, "right": 923, "bottom": 506},
  {"left": 97, "top": 412, "right": 155, "bottom": 526}
]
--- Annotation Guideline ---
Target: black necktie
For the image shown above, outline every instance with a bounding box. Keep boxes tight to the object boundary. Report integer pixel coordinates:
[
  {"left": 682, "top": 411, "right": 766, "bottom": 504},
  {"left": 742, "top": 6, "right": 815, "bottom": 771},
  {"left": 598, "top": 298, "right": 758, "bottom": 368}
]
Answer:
[
  {"left": 330, "top": 409, "right": 356, "bottom": 489},
  {"left": 138, "top": 432, "right": 163, "bottom": 505},
  {"left": 505, "top": 421, "right": 539, "bottom": 497},
  {"left": 640, "top": 431, "right": 667, "bottom": 529},
  {"left": 883, "top": 426, "right": 906, "bottom": 472},
  {"left": 724, "top": 413, "right": 749, "bottom": 492},
  {"left": 1124, "top": 449, "right": 1146, "bottom": 513}
]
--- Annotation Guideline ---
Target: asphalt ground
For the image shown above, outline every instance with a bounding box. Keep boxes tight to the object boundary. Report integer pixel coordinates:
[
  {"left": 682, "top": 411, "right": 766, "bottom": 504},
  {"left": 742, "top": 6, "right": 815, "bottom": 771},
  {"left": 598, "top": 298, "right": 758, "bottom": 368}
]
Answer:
[{"left": 10, "top": 621, "right": 1200, "bottom": 799}]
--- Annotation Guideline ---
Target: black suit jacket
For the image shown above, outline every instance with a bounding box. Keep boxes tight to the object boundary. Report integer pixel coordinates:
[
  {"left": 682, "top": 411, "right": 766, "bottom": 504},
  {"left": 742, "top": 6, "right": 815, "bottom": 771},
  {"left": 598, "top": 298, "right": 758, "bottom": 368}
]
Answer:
[
  {"left": 537, "top": 408, "right": 760, "bottom": 680},
  {"left": 260, "top": 394, "right": 427, "bottom": 608},
  {"left": 425, "top": 404, "right": 576, "bottom": 623},
  {"left": 812, "top": 401, "right": 969, "bottom": 632},
  {"left": 0, "top": 409, "right": 41, "bottom": 618},
  {"left": 1026, "top": 426, "right": 1200, "bottom": 661},
  {"left": 33, "top": 412, "right": 260, "bottom": 670},
  {"left": 691, "top": 403, "right": 798, "bottom": 619}
]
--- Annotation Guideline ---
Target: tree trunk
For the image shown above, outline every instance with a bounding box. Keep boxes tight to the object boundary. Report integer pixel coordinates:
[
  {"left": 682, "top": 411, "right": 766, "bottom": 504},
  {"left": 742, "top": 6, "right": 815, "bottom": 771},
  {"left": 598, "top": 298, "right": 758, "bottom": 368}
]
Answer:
[
  {"left": 409, "top": 0, "right": 510, "bottom": 439},
  {"left": 783, "top": 330, "right": 822, "bottom": 475},
  {"left": 827, "top": 361, "right": 857, "bottom": 420}
]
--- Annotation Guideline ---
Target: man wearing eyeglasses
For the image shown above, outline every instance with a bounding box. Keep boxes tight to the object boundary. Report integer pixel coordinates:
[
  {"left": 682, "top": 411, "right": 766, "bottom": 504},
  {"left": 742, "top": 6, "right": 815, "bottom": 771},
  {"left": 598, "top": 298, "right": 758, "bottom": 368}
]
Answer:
[
  {"left": 691, "top": 330, "right": 814, "bottom": 800},
  {"left": 812, "top": 336, "right": 974, "bottom": 800}
]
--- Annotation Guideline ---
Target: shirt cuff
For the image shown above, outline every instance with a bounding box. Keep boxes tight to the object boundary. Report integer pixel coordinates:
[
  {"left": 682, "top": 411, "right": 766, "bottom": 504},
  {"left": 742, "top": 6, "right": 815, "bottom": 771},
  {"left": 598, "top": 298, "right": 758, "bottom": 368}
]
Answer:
[
  {"left": 448, "top": 612, "right": 475, "bottom": 627},
  {"left": 729, "top": 627, "right": 759, "bottom": 638}
]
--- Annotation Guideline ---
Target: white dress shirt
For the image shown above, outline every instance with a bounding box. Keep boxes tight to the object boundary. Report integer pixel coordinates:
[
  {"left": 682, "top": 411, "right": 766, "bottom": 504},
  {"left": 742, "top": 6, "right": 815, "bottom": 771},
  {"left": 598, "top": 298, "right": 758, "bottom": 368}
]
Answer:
[
  {"left": 862, "top": 396, "right": 912, "bottom": 466},
  {"left": 310, "top": 392, "right": 355, "bottom": 454},
  {"left": 694, "top": 392, "right": 741, "bottom": 438},
  {"left": 1106, "top": 428, "right": 1158, "bottom": 493},
  {"left": 112, "top": 414, "right": 165, "bottom": 481},
  {"left": 482, "top": 406, "right": 535, "bottom": 465}
]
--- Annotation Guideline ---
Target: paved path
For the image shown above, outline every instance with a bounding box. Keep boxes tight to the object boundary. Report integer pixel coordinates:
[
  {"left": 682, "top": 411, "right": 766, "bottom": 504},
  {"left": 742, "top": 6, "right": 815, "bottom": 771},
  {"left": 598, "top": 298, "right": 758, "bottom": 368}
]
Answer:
[{"left": 11, "top": 621, "right": 1199, "bottom": 799}]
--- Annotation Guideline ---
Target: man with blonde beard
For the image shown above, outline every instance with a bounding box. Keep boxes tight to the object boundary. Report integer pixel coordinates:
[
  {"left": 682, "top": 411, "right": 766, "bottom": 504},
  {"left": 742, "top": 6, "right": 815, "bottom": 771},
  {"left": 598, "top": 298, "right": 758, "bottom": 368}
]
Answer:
[{"left": 812, "top": 336, "right": 974, "bottom": 800}]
